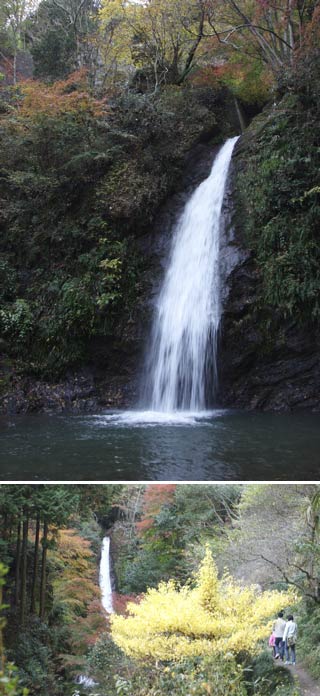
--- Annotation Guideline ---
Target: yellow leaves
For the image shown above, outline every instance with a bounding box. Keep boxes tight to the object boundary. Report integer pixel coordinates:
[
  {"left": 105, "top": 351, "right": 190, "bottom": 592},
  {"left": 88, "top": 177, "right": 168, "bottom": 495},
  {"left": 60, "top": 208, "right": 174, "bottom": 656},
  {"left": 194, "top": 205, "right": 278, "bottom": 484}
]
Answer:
[
  {"left": 50, "top": 528, "right": 98, "bottom": 613},
  {"left": 98, "top": 0, "right": 208, "bottom": 86},
  {"left": 197, "top": 545, "right": 219, "bottom": 612},
  {"left": 111, "top": 549, "right": 296, "bottom": 661}
]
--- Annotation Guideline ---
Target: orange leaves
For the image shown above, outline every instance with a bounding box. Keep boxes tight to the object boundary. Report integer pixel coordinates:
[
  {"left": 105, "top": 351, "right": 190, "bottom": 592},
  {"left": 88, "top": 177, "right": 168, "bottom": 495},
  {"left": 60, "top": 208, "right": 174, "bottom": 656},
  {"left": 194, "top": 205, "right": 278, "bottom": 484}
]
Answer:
[
  {"left": 15, "top": 70, "right": 108, "bottom": 121},
  {"left": 136, "top": 485, "right": 176, "bottom": 536},
  {"left": 50, "top": 527, "right": 106, "bottom": 662},
  {"left": 55, "top": 528, "right": 93, "bottom": 572}
]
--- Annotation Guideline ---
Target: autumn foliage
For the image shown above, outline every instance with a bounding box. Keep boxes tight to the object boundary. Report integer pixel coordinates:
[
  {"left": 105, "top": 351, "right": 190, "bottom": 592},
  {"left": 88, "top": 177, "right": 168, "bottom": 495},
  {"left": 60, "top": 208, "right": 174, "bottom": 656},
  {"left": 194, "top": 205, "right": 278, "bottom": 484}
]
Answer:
[
  {"left": 136, "top": 485, "right": 176, "bottom": 535},
  {"left": 112, "top": 592, "right": 141, "bottom": 617},
  {"left": 50, "top": 528, "right": 106, "bottom": 668},
  {"left": 15, "top": 70, "right": 108, "bottom": 120}
]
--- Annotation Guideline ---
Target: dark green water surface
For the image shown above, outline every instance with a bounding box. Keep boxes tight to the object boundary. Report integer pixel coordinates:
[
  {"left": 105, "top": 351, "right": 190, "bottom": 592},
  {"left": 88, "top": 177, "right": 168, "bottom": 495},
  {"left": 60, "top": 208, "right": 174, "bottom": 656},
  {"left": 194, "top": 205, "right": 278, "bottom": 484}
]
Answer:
[{"left": 0, "top": 409, "right": 319, "bottom": 481}]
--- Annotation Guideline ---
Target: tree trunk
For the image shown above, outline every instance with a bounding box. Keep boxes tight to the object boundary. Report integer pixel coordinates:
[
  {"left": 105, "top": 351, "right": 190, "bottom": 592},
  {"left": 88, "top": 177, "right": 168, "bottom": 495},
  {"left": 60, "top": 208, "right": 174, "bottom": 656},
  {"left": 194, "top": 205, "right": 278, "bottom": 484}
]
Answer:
[
  {"left": 20, "top": 512, "right": 29, "bottom": 625},
  {"left": 177, "top": 10, "right": 205, "bottom": 85},
  {"left": 14, "top": 520, "right": 22, "bottom": 607},
  {"left": 39, "top": 520, "right": 48, "bottom": 620},
  {"left": 30, "top": 512, "right": 40, "bottom": 614}
]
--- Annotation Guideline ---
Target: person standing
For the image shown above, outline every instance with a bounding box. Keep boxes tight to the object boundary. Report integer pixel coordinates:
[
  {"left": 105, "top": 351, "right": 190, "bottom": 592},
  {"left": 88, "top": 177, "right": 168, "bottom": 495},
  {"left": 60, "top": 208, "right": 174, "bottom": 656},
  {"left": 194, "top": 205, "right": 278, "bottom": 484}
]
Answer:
[
  {"left": 269, "top": 631, "right": 276, "bottom": 657},
  {"left": 283, "top": 614, "right": 298, "bottom": 665},
  {"left": 273, "top": 611, "right": 286, "bottom": 660}
]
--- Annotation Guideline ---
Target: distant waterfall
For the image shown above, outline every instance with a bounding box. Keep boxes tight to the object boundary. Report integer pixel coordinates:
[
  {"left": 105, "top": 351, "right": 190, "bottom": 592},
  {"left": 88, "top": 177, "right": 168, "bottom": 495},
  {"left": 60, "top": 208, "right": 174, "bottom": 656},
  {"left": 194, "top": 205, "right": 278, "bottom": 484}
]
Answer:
[
  {"left": 75, "top": 537, "right": 113, "bottom": 692},
  {"left": 100, "top": 536, "right": 114, "bottom": 614},
  {"left": 145, "top": 136, "right": 239, "bottom": 412}
]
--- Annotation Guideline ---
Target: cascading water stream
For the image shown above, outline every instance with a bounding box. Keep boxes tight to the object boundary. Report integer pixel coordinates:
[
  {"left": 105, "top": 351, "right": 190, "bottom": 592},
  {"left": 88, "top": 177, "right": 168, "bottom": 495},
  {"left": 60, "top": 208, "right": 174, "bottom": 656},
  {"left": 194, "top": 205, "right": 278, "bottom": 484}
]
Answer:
[
  {"left": 99, "top": 536, "right": 114, "bottom": 615},
  {"left": 144, "top": 136, "right": 239, "bottom": 413},
  {"left": 74, "top": 537, "right": 113, "bottom": 692}
]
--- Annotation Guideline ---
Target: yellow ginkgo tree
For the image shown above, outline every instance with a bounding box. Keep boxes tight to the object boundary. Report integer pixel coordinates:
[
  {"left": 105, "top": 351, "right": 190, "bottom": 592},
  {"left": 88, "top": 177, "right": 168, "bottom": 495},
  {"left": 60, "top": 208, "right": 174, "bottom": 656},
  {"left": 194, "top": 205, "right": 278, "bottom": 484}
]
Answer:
[{"left": 111, "top": 547, "right": 296, "bottom": 661}]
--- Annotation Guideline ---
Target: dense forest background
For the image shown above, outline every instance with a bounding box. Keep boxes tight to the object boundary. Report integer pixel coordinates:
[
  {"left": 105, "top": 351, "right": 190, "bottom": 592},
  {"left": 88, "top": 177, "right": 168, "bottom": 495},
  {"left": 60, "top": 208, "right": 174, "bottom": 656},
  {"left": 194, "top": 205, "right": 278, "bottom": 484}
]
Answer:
[
  {"left": 1, "top": 483, "right": 320, "bottom": 695},
  {"left": 0, "top": 0, "right": 319, "bottom": 412}
]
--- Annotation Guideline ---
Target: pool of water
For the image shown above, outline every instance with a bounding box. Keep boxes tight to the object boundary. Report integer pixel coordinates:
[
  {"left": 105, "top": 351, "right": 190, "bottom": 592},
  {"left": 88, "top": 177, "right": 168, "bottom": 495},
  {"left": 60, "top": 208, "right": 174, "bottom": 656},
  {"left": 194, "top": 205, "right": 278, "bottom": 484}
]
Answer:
[{"left": 1, "top": 409, "right": 319, "bottom": 481}]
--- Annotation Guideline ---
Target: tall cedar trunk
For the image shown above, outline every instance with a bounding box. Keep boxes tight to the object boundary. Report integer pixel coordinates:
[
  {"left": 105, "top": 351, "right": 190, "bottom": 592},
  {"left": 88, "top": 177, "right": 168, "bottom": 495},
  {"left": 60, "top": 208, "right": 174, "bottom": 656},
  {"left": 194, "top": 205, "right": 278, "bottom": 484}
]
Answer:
[
  {"left": 14, "top": 520, "right": 22, "bottom": 607},
  {"left": 39, "top": 520, "right": 48, "bottom": 620},
  {"left": 20, "top": 512, "right": 29, "bottom": 625},
  {"left": 30, "top": 512, "right": 40, "bottom": 613}
]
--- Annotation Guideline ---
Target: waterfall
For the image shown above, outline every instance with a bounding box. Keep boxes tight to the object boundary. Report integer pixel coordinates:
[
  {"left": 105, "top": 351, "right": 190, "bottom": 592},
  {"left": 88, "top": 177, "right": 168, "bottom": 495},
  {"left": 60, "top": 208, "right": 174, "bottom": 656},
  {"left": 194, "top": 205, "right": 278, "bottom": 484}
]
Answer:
[
  {"left": 145, "top": 136, "right": 239, "bottom": 412},
  {"left": 74, "top": 537, "right": 113, "bottom": 692},
  {"left": 99, "top": 536, "right": 114, "bottom": 614}
]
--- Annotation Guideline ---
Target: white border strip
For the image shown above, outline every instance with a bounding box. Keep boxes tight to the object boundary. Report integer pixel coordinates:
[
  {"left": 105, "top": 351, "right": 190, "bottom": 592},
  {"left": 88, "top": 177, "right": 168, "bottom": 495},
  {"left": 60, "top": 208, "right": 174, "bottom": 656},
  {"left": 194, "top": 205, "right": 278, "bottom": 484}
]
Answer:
[{"left": 1, "top": 480, "right": 319, "bottom": 485}]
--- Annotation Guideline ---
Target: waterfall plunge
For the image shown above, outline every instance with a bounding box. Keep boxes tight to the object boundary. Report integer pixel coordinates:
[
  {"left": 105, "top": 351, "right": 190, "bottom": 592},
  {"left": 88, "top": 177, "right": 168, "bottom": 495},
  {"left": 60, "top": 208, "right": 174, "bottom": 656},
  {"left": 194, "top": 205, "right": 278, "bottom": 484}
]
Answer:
[{"left": 145, "top": 136, "right": 239, "bottom": 412}]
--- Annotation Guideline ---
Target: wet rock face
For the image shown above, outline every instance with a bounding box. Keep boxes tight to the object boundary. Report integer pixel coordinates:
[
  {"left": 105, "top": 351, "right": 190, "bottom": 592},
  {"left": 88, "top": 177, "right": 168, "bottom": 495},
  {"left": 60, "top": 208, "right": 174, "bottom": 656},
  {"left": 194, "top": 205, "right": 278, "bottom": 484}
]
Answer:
[
  {"left": 217, "top": 146, "right": 320, "bottom": 412},
  {"left": 0, "top": 367, "right": 140, "bottom": 415}
]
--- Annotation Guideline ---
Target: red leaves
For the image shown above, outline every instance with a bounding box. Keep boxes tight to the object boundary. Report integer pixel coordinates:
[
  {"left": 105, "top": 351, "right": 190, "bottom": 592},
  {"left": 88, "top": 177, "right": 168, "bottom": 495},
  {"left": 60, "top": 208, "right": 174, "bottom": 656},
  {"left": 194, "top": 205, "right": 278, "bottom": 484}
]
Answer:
[
  {"left": 112, "top": 592, "right": 141, "bottom": 617},
  {"left": 136, "top": 485, "right": 176, "bottom": 536}
]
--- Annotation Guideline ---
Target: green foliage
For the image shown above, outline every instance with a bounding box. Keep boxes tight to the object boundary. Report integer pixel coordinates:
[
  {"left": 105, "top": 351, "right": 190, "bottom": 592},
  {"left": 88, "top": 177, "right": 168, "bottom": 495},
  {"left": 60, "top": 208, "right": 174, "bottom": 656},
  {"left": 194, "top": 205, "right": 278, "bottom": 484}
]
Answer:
[
  {"left": 0, "top": 662, "right": 29, "bottom": 696},
  {"left": 118, "top": 485, "right": 240, "bottom": 593},
  {"left": 0, "top": 257, "right": 17, "bottom": 302},
  {"left": 220, "top": 55, "right": 272, "bottom": 107},
  {"left": 29, "top": 0, "right": 97, "bottom": 82},
  {"left": 87, "top": 646, "right": 296, "bottom": 696},
  {"left": 236, "top": 84, "right": 320, "bottom": 322},
  {"left": 1, "top": 564, "right": 28, "bottom": 696},
  {"left": 0, "top": 80, "right": 227, "bottom": 379},
  {"left": 88, "top": 649, "right": 247, "bottom": 696},
  {"left": 8, "top": 621, "right": 55, "bottom": 694},
  {"left": 0, "top": 486, "right": 116, "bottom": 696},
  {"left": 273, "top": 687, "right": 300, "bottom": 696},
  {"left": 121, "top": 656, "right": 247, "bottom": 696},
  {"left": 77, "top": 518, "right": 103, "bottom": 557},
  {"left": 86, "top": 632, "right": 132, "bottom": 693},
  {"left": 31, "top": 26, "right": 76, "bottom": 81},
  {"left": 246, "top": 651, "right": 293, "bottom": 695},
  {"left": 0, "top": 299, "right": 34, "bottom": 342},
  {"left": 297, "top": 604, "right": 320, "bottom": 680},
  {"left": 0, "top": 91, "right": 134, "bottom": 376}
]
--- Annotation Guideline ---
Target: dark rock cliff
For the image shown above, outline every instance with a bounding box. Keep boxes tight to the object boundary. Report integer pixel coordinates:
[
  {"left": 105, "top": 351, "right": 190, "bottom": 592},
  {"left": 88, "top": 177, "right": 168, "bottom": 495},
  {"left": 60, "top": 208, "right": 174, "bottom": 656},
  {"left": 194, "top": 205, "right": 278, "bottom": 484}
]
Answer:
[
  {"left": 218, "top": 133, "right": 320, "bottom": 412},
  {"left": 0, "top": 115, "right": 237, "bottom": 415}
]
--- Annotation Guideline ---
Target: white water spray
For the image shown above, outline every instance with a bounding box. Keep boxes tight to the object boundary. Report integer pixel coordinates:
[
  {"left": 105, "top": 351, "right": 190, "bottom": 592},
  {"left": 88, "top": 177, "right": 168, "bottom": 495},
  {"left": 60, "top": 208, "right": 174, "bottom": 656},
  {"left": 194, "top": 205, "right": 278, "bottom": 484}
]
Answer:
[
  {"left": 145, "top": 136, "right": 239, "bottom": 412},
  {"left": 99, "top": 536, "right": 114, "bottom": 615}
]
